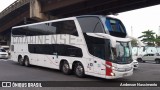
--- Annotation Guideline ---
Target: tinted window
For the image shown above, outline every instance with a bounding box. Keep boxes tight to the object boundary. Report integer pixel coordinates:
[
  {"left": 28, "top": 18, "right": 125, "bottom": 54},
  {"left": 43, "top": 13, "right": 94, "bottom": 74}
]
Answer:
[
  {"left": 12, "top": 23, "right": 56, "bottom": 36},
  {"left": 28, "top": 44, "right": 55, "bottom": 55},
  {"left": 0, "top": 49, "right": 6, "bottom": 52},
  {"left": 12, "top": 20, "right": 78, "bottom": 36},
  {"left": 28, "top": 44, "right": 83, "bottom": 57},
  {"left": 84, "top": 34, "right": 111, "bottom": 60},
  {"left": 150, "top": 54, "right": 154, "bottom": 56},
  {"left": 78, "top": 17, "right": 104, "bottom": 33},
  {"left": 56, "top": 45, "right": 82, "bottom": 57},
  {"left": 144, "top": 54, "right": 149, "bottom": 56},
  {"left": 52, "top": 20, "right": 78, "bottom": 36}
]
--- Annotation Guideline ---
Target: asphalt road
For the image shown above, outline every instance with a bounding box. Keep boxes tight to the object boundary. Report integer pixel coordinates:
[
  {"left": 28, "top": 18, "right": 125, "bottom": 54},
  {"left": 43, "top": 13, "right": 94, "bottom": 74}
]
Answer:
[{"left": 0, "top": 59, "right": 160, "bottom": 90}]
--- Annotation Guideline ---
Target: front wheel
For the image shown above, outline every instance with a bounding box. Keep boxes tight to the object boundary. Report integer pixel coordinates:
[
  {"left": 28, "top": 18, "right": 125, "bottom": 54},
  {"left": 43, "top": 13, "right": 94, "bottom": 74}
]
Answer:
[
  {"left": 137, "top": 58, "right": 142, "bottom": 62},
  {"left": 155, "top": 59, "right": 160, "bottom": 64},
  {"left": 74, "top": 62, "right": 85, "bottom": 78},
  {"left": 61, "top": 61, "right": 71, "bottom": 75},
  {"left": 137, "top": 58, "right": 145, "bottom": 63}
]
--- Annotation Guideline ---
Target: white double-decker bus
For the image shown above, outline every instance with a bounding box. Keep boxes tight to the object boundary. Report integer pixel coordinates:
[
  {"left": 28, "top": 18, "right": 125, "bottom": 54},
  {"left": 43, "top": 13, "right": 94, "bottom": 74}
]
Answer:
[{"left": 11, "top": 15, "right": 133, "bottom": 79}]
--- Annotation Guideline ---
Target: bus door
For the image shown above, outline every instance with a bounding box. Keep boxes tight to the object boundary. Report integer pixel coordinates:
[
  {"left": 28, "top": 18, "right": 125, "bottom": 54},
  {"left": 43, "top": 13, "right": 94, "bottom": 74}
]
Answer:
[
  {"left": 92, "top": 44, "right": 106, "bottom": 75},
  {"left": 93, "top": 44, "right": 106, "bottom": 74},
  {"left": 86, "top": 58, "right": 94, "bottom": 74},
  {"left": 95, "top": 59, "right": 106, "bottom": 76},
  {"left": 53, "top": 52, "right": 59, "bottom": 65}
]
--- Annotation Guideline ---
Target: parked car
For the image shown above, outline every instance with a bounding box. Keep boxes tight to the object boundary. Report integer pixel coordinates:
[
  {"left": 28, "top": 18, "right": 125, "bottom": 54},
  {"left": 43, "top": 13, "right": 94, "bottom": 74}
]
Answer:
[
  {"left": 0, "top": 48, "right": 9, "bottom": 59},
  {"left": 0, "top": 46, "right": 10, "bottom": 55},
  {"left": 137, "top": 53, "right": 160, "bottom": 64},
  {"left": 132, "top": 59, "right": 139, "bottom": 69},
  {"left": 132, "top": 46, "right": 157, "bottom": 62}
]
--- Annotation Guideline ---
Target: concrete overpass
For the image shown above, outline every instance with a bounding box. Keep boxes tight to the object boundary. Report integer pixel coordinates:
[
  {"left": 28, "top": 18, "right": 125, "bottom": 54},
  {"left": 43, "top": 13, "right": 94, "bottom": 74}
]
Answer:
[{"left": 0, "top": 0, "right": 160, "bottom": 45}]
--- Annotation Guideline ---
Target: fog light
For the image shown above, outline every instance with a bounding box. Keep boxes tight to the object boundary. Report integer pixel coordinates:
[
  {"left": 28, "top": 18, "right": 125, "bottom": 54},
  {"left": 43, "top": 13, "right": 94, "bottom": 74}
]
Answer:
[{"left": 110, "top": 72, "right": 115, "bottom": 76}]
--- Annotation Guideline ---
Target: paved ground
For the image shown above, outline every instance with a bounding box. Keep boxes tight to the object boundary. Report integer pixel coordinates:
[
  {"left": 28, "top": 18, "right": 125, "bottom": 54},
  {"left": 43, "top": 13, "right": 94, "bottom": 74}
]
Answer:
[{"left": 0, "top": 59, "right": 160, "bottom": 90}]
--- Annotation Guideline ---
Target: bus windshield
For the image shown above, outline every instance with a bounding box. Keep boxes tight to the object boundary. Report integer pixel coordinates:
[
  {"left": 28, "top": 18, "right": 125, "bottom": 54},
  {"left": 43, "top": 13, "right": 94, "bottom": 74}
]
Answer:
[
  {"left": 105, "top": 18, "right": 127, "bottom": 38},
  {"left": 111, "top": 42, "right": 132, "bottom": 64}
]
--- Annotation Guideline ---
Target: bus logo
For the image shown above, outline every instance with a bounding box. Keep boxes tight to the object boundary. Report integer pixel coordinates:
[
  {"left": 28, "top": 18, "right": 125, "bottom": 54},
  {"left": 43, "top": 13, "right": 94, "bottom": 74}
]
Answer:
[{"left": 2, "top": 82, "right": 11, "bottom": 87}]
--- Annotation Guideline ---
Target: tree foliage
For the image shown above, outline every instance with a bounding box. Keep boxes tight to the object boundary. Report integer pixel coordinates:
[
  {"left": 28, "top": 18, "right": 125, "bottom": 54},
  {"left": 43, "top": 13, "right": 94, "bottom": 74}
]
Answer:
[
  {"left": 155, "top": 35, "right": 160, "bottom": 46},
  {"left": 138, "top": 30, "right": 155, "bottom": 46},
  {"left": 131, "top": 39, "right": 138, "bottom": 46}
]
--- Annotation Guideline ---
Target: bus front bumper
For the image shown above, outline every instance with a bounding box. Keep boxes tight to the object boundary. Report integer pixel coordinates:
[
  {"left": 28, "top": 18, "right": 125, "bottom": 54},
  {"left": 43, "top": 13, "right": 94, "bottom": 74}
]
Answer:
[{"left": 105, "top": 69, "right": 133, "bottom": 79}]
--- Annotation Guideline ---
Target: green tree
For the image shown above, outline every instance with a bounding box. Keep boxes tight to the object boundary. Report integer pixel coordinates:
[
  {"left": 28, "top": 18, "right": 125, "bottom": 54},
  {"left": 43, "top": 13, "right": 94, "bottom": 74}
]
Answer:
[
  {"left": 138, "top": 30, "right": 155, "bottom": 46},
  {"left": 155, "top": 34, "right": 160, "bottom": 46},
  {"left": 131, "top": 39, "right": 138, "bottom": 46}
]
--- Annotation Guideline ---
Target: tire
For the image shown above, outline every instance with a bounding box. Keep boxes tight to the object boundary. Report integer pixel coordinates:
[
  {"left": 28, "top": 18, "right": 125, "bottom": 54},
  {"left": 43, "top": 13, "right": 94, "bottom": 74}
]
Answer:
[
  {"left": 137, "top": 58, "right": 142, "bottom": 62},
  {"left": 74, "top": 62, "right": 85, "bottom": 78},
  {"left": 142, "top": 60, "right": 146, "bottom": 63},
  {"left": 155, "top": 59, "right": 160, "bottom": 64},
  {"left": 61, "top": 61, "right": 71, "bottom": 75},
  {"left": 24, "top": 57, "right": 30, "bottom": 67},
  {"left": 18, "top": 56, "right": 24, "bottom": 66}
]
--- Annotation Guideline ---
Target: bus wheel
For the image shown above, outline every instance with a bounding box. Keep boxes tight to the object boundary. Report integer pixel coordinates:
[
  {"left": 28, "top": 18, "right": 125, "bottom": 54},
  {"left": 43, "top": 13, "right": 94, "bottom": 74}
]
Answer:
[
  {"left": 18, "top": 56, "right": 24, "bottom": 66},
  {"left": 74, "top": 62, "right": 85, "bottom": 77},
  {"left": 61, "top": 61, "right": 71, "bottom": 75},
  {"left": 24, "top": 56, "right": 30, "bottom": 67}
]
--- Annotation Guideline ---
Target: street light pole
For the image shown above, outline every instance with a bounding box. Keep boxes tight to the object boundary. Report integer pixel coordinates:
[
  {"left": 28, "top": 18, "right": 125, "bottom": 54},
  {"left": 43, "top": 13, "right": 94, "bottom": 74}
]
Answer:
[
  {"left": 131, "top": 26, "right": 133, "bottom": 37},
  {"left": 159, "top": 26, "right": 160, "bottom": 36}
]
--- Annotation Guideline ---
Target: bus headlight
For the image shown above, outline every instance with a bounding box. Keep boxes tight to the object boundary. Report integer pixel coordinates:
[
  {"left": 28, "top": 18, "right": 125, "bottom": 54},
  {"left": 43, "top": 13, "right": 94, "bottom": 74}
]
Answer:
[
  {"left": 110, "top": 72, "right": 115, "bottom": 76},
  {"left": 105, "top": 64, "right": 117, "bottom": 70},
  {"left": 111, "top": 66, "right": 116, "bottom": 70}
]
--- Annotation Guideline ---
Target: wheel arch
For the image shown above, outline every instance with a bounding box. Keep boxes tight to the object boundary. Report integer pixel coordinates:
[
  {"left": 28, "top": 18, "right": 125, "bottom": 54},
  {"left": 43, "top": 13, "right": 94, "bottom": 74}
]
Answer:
[
  {"left": 24, "top": 55, "right": 29, "bottom": 59},
  {"left": 18, "top": 55, "right": 23, "bottom": 61}
]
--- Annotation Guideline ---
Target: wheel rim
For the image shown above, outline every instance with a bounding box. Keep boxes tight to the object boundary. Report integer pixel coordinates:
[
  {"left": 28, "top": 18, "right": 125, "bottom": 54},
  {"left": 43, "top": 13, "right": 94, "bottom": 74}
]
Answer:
[
  {"left": 19, "top": 58, "right": 23, "bottom": 64},
  {"left": 25, "top": 59, "right": 28, "bottom": 66},
  {"left": 63, "top": 63, "right": 69, "bottom": 73},
  {"left": 76, "top": 64, "right": 83, "bottom": 76}
]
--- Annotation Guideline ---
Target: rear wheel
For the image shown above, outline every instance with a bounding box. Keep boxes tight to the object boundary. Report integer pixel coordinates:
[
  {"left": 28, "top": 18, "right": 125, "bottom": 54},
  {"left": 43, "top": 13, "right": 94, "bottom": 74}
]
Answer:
[
  {"left": 74, "top": 62, "right": 85, "bottom": 78},
  {"left": 24, "top": 57, "right": 30, "bottom": 67},
  {"left": 18, "top": 56, "right": 24, "bottom": 66},
  {"left": 61, "top": 61, "right": 71, "bottom": 75}
]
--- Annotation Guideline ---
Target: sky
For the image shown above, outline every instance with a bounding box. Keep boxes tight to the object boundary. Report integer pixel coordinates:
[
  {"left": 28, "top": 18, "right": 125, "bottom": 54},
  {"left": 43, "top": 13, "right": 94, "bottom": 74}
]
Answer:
[
  {"left": 115, "top": 5, "right": 160, "bottom": 38},
  {"left": 0, "top": 0, "right": 17, "bottom": 12},
  {"left": 0, "top": 1, "right": 160, "bottom": 38}
]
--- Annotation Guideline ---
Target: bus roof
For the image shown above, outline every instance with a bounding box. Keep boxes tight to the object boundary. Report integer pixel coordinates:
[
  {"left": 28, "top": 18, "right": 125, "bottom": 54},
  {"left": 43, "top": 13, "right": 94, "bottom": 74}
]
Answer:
[{"left": 12, "top": 15, "right": 117, "bottom": 29}]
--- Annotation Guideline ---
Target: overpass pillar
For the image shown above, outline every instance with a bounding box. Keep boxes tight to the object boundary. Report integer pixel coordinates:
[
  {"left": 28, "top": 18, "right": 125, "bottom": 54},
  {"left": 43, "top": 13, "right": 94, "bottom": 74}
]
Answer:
[{"left": 30, "top": 0, "right": 54, "bottom": 21}]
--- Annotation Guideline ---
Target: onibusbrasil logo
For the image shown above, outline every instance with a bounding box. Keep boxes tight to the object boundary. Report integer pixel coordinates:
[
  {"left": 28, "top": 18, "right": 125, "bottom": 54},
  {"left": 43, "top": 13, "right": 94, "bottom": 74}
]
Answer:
[{"left": 1, "top": 82, "right": 42, "bottom": 87}]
